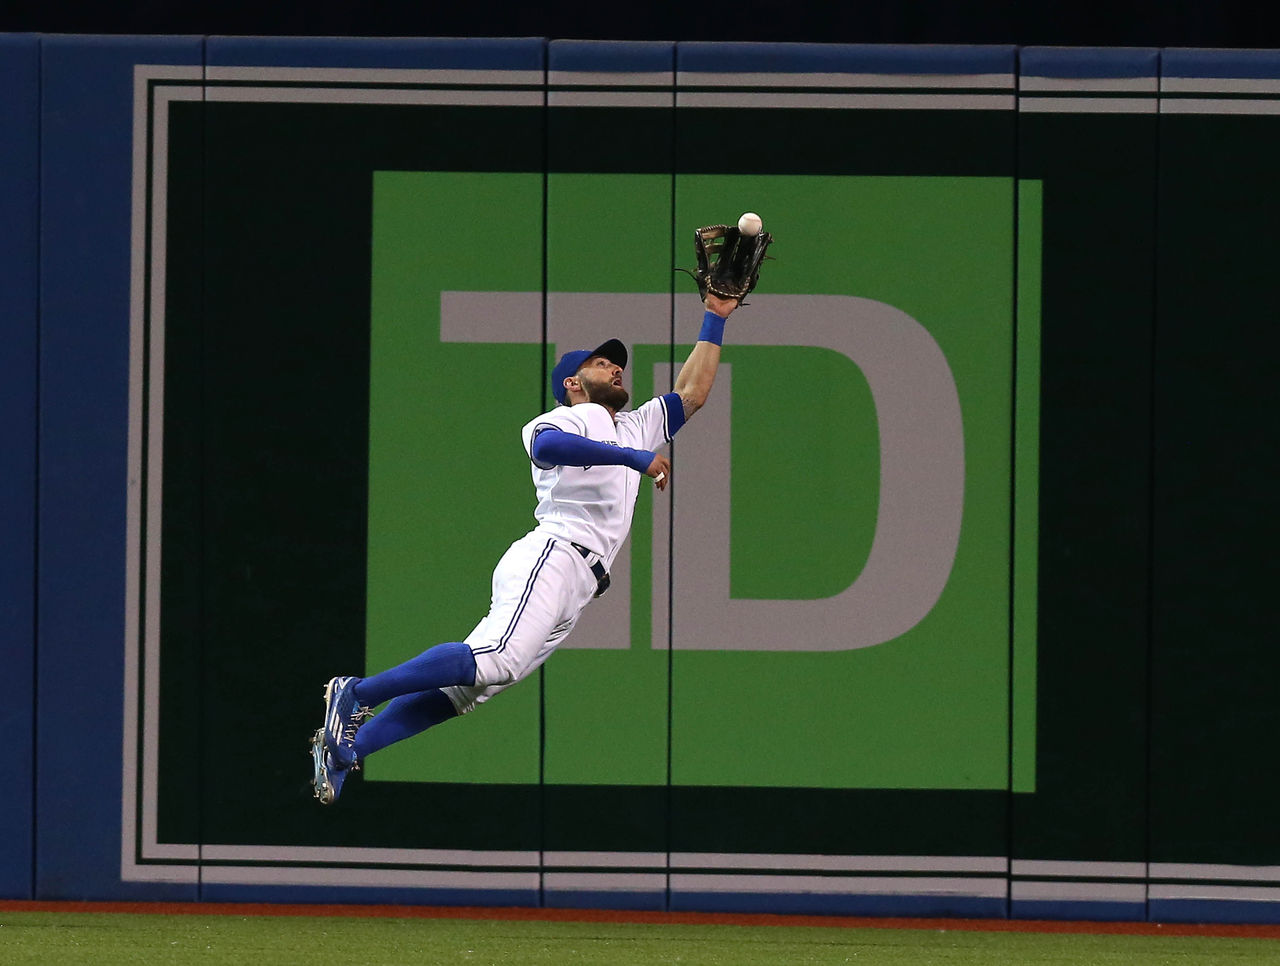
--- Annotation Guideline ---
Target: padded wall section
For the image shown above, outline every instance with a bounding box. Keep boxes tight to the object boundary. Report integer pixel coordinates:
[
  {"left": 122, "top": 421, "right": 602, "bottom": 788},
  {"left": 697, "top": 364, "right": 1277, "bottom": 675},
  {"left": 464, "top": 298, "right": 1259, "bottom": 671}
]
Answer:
[
  {"left": 0, "top": 32, "right": 40, "bottom": 901},
  {"left": 668, "top": 43, "right": 1018, "bottom": 917},
  {"left": 1010, "top": 46, "right": 1159, "bottom": 922},
  {"left": 541, "top": 39, "right": 676, "bottom": 911},
  {"left": 38, "top": 34, "right": 204, "bottom": 901},
  {"left": 130, "top": 35, "right": 546, "bottom": 903},
  {"left": 1148, "top": 48, "right": 1280, "bottom": 924}
]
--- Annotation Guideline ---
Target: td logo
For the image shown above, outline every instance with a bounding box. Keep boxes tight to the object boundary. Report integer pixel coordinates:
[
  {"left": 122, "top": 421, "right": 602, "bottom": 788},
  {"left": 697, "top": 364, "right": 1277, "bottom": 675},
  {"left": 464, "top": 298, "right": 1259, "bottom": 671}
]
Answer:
[{"left": 442, "top": 292, "right": 963, "bottom": 652}]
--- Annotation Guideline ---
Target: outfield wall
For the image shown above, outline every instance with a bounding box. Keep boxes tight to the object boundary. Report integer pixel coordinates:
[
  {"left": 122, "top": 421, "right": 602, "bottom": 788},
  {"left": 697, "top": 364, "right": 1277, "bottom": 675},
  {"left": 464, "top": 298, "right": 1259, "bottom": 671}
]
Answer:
[{"left": 0, "top": 36, "right": 1277, "bottom": 924}]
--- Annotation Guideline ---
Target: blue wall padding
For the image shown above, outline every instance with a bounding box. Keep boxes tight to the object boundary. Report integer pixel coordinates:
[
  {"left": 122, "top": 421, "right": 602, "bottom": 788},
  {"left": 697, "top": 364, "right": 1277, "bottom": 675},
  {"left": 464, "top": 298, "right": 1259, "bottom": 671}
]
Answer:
[
  {"left": 37, "top": 33, "right": 205, "bottom": 901},
  {"left": 1162, "top": 47, "right": 1280, "bottom": 79},
  {"left": 206, "top": 35, "right": 545, "bottom": 69},
  {"left": 1011, "top": 900, "right": 1148, "bottom": 923},
  {"left": 1020, "top": 46, "right": 1160, "bottom": 78},
  {"left": 1149, "top": 900, "right": 1280, "bottom": 925},
  {"left": 677, "top": 41, "right": 1017, "bottom": 74},
  {"left": 0, "top": 31, "right": 40, "bottom": 901},
  {"left": 549, "top": 39, "right": 675, "bottom": 72}
]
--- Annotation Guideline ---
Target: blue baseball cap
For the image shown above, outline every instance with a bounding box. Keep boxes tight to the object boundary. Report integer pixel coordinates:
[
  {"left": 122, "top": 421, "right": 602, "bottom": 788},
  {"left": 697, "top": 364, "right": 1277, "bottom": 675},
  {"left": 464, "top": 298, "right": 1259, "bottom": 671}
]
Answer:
[{"left": 551, "top": 339, "right": 628, "bottom": 405}]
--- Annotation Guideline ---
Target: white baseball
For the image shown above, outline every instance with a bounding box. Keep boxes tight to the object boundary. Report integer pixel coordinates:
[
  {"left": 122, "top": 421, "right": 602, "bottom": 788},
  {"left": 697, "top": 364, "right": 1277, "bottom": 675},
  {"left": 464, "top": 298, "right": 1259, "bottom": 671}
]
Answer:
[{"left": 738, "top": 211, "right": 763, "bottom": 237}]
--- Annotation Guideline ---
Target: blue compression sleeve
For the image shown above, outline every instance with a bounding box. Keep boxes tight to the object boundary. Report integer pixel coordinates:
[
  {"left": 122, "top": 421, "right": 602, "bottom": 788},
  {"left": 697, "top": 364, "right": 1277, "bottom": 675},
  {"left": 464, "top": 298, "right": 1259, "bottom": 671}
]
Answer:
[
  {"left": 352, "top": 689, "right": 458, "bottom": 761},
  {"left": 531, "top": 428, "right": 655, "bottom": 473}
]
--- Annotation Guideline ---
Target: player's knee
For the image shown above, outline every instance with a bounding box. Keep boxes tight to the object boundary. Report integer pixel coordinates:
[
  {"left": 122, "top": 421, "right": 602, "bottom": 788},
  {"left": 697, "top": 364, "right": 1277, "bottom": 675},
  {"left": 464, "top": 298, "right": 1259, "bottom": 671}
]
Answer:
[
  {"left": 445, "top": 690, "right": 479, "bottom": 716},
  {"left": 474, "top": 649, "right": 522, "bottom": 689}
]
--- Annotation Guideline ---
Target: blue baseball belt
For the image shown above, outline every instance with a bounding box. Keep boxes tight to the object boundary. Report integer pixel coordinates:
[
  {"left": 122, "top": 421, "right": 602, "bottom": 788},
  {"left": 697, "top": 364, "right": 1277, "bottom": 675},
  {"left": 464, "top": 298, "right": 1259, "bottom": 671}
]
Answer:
[{"left": 570, "top": 542, "right": 611, "bottom": 598}]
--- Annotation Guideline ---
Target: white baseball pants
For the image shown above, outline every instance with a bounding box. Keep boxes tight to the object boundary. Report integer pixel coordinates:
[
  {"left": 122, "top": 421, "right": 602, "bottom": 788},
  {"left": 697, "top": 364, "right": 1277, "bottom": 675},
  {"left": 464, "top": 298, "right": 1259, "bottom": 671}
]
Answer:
[{"left": 441, "top": 531, "right": 599, "bottom": 715}]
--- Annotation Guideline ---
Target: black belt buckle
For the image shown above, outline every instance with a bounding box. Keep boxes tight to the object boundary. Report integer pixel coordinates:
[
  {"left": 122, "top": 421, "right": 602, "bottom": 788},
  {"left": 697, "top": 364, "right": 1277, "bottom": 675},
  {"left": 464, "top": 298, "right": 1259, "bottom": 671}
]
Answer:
[{"left": 571, "top": 542, "right": 611, "bottom": 598}]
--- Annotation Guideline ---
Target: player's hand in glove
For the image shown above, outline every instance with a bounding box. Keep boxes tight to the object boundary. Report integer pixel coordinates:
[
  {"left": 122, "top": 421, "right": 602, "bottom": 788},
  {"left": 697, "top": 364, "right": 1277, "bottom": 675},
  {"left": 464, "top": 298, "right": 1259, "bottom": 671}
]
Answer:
[
  {"left": 677, "top": 223, "right": 774, "bottom": 305},
  {"left": 646, "top": 453, "right": 671, "bottom": 491},
  {"left": 704, "top": 293, "right": 738, "bottom": 318}
]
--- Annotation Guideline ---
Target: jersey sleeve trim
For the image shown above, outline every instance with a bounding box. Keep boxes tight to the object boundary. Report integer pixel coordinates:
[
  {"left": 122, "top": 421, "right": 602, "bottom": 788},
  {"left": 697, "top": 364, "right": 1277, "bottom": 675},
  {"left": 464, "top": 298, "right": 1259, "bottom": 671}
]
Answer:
[
  {"left": 661, "top": 392, "right": 687, "bottom": 440},
  {"left": 529, "top": 422, "right": 566, "bottom": 470}
]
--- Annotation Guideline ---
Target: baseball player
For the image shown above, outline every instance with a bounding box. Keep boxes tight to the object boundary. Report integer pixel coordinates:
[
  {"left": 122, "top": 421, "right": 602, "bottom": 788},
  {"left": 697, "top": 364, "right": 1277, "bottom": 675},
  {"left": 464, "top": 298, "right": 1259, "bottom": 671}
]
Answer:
[{"left": 311, "top": 222, "right": 772, "bottom": 803}]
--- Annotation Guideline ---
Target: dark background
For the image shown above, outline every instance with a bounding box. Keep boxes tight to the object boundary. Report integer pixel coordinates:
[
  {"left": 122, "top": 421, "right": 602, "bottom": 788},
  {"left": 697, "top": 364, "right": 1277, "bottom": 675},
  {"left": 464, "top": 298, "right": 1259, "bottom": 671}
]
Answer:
[{"left": 3, "top": 0, "right": 1279, "bottom": 49}]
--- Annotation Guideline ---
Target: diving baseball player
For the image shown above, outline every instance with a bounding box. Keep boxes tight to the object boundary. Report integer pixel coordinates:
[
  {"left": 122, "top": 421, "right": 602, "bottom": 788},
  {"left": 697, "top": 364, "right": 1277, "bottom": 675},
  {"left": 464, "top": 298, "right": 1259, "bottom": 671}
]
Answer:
[{"left": 311, "top": 221, "right": 773, "bottom": 803}]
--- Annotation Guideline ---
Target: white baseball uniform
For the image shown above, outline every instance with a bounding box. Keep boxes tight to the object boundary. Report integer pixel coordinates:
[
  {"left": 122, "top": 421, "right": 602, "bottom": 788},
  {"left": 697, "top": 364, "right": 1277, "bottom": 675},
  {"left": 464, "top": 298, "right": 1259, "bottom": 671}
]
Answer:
[{"left": 441, "top": 394, "right": 683, "bottom": 715}]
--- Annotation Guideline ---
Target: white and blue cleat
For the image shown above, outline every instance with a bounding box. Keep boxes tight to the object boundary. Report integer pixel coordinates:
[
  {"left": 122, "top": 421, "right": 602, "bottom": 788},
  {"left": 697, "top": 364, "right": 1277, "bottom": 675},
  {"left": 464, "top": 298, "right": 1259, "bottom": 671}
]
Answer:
[
  {"left": 309, "top": 727, "right": 350, "bottom": 805},
  {"left": 322, "top": 675, "right": 373, "bottom": 769},
  {"left": 312, "top": 675, "right": 374, "bottom": 804}
]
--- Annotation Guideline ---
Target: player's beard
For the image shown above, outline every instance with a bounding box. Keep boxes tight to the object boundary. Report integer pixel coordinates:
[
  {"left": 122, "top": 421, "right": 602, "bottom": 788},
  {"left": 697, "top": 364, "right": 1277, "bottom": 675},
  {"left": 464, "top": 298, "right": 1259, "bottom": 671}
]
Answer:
[{"left": 584, "top": 377, "right": 629, "bottom": 411}]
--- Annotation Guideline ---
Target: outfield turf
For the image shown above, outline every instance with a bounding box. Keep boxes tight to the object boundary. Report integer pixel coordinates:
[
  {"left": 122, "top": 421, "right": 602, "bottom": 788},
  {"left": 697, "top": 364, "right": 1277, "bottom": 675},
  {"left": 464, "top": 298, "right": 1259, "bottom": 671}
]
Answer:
[{"left": 2, "top": 911, "right": 1278, "bottom": 966}]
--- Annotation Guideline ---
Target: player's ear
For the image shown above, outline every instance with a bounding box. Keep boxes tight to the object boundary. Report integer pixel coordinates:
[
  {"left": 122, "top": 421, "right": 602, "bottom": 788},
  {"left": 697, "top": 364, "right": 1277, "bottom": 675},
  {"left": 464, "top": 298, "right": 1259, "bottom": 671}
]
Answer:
[{"left": 564, "top": 375, "right": 579, "bottom": 397}]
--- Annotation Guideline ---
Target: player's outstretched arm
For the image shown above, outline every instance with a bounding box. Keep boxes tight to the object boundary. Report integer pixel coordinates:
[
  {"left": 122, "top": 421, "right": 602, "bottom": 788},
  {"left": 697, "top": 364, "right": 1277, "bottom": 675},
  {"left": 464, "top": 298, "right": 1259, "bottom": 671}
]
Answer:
[
  {"left": 531, "top": 428, "right": 658, "bottom": 474},
  {"left": 674, "top": 294, "right": 736, "bottom": 420}
]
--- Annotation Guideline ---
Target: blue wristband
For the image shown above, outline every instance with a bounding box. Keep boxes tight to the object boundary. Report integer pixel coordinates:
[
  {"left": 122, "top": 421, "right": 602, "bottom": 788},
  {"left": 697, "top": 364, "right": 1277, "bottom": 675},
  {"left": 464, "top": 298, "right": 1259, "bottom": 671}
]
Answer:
[{"left": 698, "top": 309, "right": 726, "bottom": 346}]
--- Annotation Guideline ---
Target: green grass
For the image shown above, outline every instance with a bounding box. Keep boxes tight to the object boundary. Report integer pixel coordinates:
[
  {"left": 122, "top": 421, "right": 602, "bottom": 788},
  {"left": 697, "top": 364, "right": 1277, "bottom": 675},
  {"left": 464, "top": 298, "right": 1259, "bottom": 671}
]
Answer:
[{"left": 0, "top": 912, "right": 1275, "bottom": 965}]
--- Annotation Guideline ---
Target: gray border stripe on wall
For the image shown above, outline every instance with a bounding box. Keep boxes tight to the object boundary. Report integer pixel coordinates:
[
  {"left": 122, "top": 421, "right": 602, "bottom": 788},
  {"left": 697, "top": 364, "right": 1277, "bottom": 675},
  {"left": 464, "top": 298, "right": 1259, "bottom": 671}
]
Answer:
[
  {"left": 676, "top": 92, "right": 1014, "bottom": 110},
  {"left": 1020, "top": 76, "right": 1158, "bottom": 92},
  {"left": 1019, "top": 97, "right": 1157, "bottom": 114},
  {"left": 190, "top": 846, "right": 1006, "bottom": 876},
  {"left": 142, "top": 83, "right": 207, "bottom": 865},
  {"left": 1163, "top": 76, "right": 1280, "bottom": 94},
  {"left": 675, "top": 71, "right": 1014, "bottom": 89},
  {"left": 1150, "top": 863, "right": 1280, "bottom": 882},
  {"left": 1149, "top": 884, "right": 1280, "bottom": 902},
  {"left": 1160, "top": 98, "right": 1280, "bottom": 115},
  {"left": 548, "top": 91, "right": 672, "bottom": 108},
  {"left": 129, "top": 75, "right": 205, "bottom": 876},
  {"left": 1011, "top": 860, "right": 1146, "bottom": 878},
  {"left": 122, "top": 62, "right": 205, "bottom": 879},
  {"left": 547, "top": 70, "right": 671, "bottom": 87},
  {"left": 1013, "top": 881, "right": 1147, "bottom": 902},
  {"left": 544, "top": 873, "right": 668, "bottom": 892},
  {"left": 543, "top": 851, "right": 667, "bottom": 868},
  {"left": 198, "top": 867, "right": 542, "bottom": 889},
  {"left": 205, "top": 65, "right": 544, "bottom": 85},
  {"left": 122, "top": 61, "right": 152, "bottom": 883},
  {"left": 203, "top": 86, "right": 543, "bottom": 106},
  {"left": 200, "top": 844, "right": 541, "bottom": 866},
  {"left": 670, "top": 874, "right": 1007, "bottom": 898},
  {"left": 670, "top": 853, "right": 1005, "bottom": 874}
]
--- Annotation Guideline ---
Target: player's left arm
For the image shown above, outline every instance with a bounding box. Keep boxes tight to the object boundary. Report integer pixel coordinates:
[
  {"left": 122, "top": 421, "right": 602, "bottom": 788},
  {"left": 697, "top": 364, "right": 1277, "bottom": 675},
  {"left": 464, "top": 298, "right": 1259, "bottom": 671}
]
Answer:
[
  {"left": 673, "top": 294, "right": 737, "bottom": 421},
  {"left": 531, "top": 428, "right": 659, "bottom": 474}
]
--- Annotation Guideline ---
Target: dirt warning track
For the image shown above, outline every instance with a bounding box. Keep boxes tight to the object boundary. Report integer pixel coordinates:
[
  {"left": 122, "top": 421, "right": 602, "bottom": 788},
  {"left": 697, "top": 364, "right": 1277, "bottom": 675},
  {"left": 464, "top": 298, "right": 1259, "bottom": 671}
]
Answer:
[{"left": 3, "top": 900, "right": 1279, "bottom": 940}]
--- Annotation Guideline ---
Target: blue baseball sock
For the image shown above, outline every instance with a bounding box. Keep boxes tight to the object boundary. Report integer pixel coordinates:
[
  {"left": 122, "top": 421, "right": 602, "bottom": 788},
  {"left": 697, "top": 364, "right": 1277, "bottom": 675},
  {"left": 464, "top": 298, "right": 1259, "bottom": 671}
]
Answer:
[
  {"left": 352, "top": 689, "right": 459, "bottom": 761},
  {"left": 353, "top": 640, "right": 477, "bottom": 708}
]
